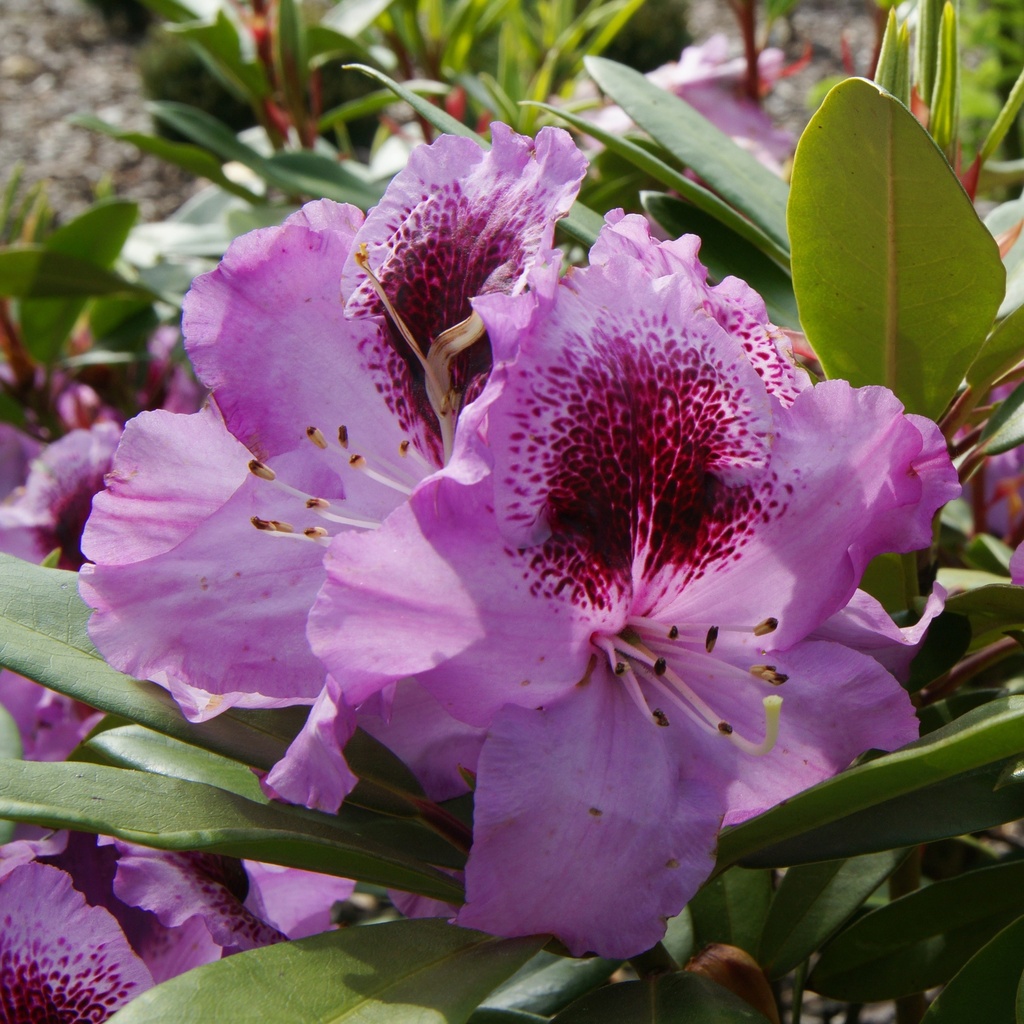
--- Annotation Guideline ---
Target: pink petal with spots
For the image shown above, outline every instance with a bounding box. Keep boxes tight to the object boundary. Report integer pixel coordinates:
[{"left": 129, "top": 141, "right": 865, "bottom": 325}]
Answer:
[
  {"left": 0, "top": 862, "right": 152, "bottom": 1022},
  {"left": 112, "top": 845, "right": 283, "bottom": 951},
  {"left": 591, "top": 211, "right": 808, "bottom": 406}
]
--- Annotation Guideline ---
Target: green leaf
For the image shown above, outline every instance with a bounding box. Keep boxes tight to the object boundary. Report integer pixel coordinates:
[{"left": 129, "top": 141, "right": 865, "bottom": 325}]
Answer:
[
  {"left": 81, "top": 723, "right": 268, "bottom": 802},
  {"left": 641, "top": 192, "right": 799, "bottom": 327},
  {"left": 928, "top": 1, "right": 960, "bottom": 153},
  {"left": 788, "top": 77, "right": 1004, "bottom": 419},
  {"left": 482, "top": 952, "right": 620, "bottom": 1016},
  {"left": 809, "top": 861, "right": 1024, "bottom": 1001},
  {"left": 528, "top": 101, "right": 786, "bottom": 264},
  {"left": 689, "top": 867, "right": 772, "bottom": 958},
  {"left": 72, "top": 114, "right": 261, "bottom": 203},
  {"left": 469, "top": 1011, "right": 549, "bottom": 1024},
  {"left": 260, "top": 151, "right": 384, "bottom": 206},
  {"left": 945, "top": 584, "right": 1024, "bottom": 640},
  {"left": 109, "top": 919, "right": 544, "bottom": 1023},
  {"left": 585, "top": 56, "right": 791, "bottom": 257},
  {"left": 19, "top": 199, "right": 139, "bottom": 362},
  {"left": 550, "top": 973, "right": 772, "bottom": 1023},
  {"left": 758, "top": 850, "right": 908, "bottom": 978},
  {"left": 0, "top": 758, "right": 463, "bottom": 902},
  {"left": 922, "top": 914, "right": 1024, "bottom": 1023},
  {"left": 718, "top": 696, "right": 1024, "bottom": 868},
  {"left": 979, "top": 379, "right": 1024, "bottom": 455},
  {"left": 170, "top": 11, "right": 271, "bottom": 101},
  {"left": 968, "top": 305, "right": 1024, "bottom": 394},
  {"left": 0, "top": 553, "right": 303, "bottom": 770},
  {"left": 905, "top": 610, "right": 972, "bottom": 691},
  {"left": 0, "top": 249, "right": 153, "bottom": 300}
]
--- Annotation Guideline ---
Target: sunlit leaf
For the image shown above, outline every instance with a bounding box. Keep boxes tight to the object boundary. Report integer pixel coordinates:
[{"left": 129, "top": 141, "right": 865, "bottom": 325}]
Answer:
[
  {"left": 718, "top": 697, "right": 1024, "bottom": 867},
  {"left": 0, "top": 758, "right": 463, "bottom": 901},
  {"left": 108, "top": 919, "right": 543, "bottom": 1023},
  {"left": 788, "top": 78, "right": 1004, "bottom": 419}
]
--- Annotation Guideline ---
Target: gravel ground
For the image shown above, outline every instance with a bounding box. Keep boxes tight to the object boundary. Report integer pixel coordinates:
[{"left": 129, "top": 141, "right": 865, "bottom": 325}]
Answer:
[{"left": 0, "top": 0, "right": 883, "bottom": 227}]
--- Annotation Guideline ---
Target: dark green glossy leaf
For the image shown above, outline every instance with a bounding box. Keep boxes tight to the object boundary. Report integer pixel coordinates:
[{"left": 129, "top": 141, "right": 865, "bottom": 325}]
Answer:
[
  {"left": 146, "top": 101, "right": 269, "bottom": 166},
  {"left": 482, "top": 952, "right": 620, "bottom": 1016},
  {"left": 550, "top": 973, "right": 772, "bottom": 1023},
  {"left": 81, "top": 723, "right": 267, "bottom": 802},
  {"left": 945, "top": 585, "right": 1024, "bottom": 640},
  {"left": 758, "top": 850, "right": 908, "bottom": 978},
  {"left": 689, "top": 867, "right": 772, "bottom": 957},
  {"left": 528, "top": 101, "right": 788, "bottom": 265},
  {"left": 906, "top": 611, "right": 972, "bottom": 691},
  {"left": 641, "top": 193, "right": 799, "bottom": 327},
  {"left": 788, "top": 78, "right": 1004, "bottom": 419},
  {"left": 468, "top": 1011, "right": 549, "bottom": 1024},
  {"left": 586, "top": 56, "right": 790, "bottom": 257},
  {"left": 0, "top": 758, "right": 463, "bottom": 901},
  {"left": 718, "top": 697, "right": 1024, "bottom": 868},
  {"left": 963, "top": 535, "right": 1015, "bottom": 577},
  {"left": 920, "top": 914, "right": 1024, "bottom": 1023},
  {"left": 917, "top": 689, "right": 1005, "bottom": 735},
  {"left": 980, "top": 379, "right": 1024, "bottom": 456},
  {"left": 170, "top": 11, "right": 270, "bottom": 100},
  {"left": 109, "top": 919, "right": 543, "bottom": 1023},
  {"left": 260, "top": 151, "right": 383, "bottom": 206},
  {"left": 810, "top": 861, "right": 1024, "bottom": 1001},
  {"left": 0, "top": 249, "right": 152, "bottom": 300},
  {"left": 0, "top": 553, "right": 303, "bottom": 771},
  {"left": 72, "top": 114, "right": 261, "bottom": 202}
]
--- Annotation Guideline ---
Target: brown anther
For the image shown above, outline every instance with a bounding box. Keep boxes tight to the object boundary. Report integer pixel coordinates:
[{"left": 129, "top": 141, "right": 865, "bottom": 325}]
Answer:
[
  {"left": 399, "top": 439, "right": 411, "bottom": 457},
  {"left": 717, "top": 721, "right": 734, "bottom": 735},
  {"left": 668, "top": 625, "right": 679, "bottom": 640},
  {"left": 304, "top": 526, "right": 329, "bottom": 539},
  {"left": 348, "top": 454, "right": 366, "bottom": 469},
  {"left": 750, "top": 665, "right": 789, "bottom": 685},
  {"left": 614, "top": 661, "right": 627, "bottom": 676},
  {"left": 338, "top": 425, "right": 349, "bottom": 449},
  {"left": 251, "top": 516, "right": 274, "bottom": 531},
  {"left": 306, "top": 426, "right": 328, "bottom": 449},
  {"left": 654, "top": 657, "right": 667, "bottom": 676},
  {"left": 705, "top": 626, "right": 719, "bottom": 653},
  {"left": 753, "top": 617, "right": 779, "bottom": 636},
  {"left": 306, "top": 497, "right": 330, "bottom": 510},
  {"left": 653, "top": 709, "right": 670, "bottom": 727},
  {"left": 248, "top": 459, "right": 276, "bottom": 481},
  {"left": 268, "top": 520, "right": 295, "bottom": 533}
]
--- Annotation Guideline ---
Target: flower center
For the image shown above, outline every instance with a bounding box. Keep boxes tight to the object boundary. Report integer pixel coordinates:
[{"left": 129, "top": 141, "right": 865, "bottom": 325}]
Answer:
[
  {"left": 593, "top": 616, "right": 784, "bottom": 756},
  {"left": 354, "top": 243, "right": 485, "bottom": 463}
]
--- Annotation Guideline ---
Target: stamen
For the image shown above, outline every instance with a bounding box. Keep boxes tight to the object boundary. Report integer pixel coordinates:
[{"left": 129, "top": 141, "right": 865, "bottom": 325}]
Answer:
[
  {"left": 338, "top": 425, "right": 349, "bottom": 450},
  {"left": 306, "top": 426, "right": 328, "bottom": 450},
  {"left": 348, "top": 453, "right": 413, "bottom": 495},
  {"left": 717, "top": 721, "right": 734, "bottom": 735},
  {"left": 594, "top": 636, "right": 661, "bottom": 727},
  {"left": 753, "top": 617, "right": 779, "bottom": 636},
  {"left": 353, "top": 244, "right": 455, "bottom": 460},
  {"left": 250, "top": 516, "right": 294, "bottom": 533},
  {"left": 705, "top": 626, "right": 719, "bottom": 653},
  {"left": 304, "top": 526, "right": 329, "bottom": 539},
  {"left": 248, "top": 459, "right": 276, "bottom": 481},
  {"left": 749, "top": 665, "right": 789, "bottom": 685},
  {"left": 653, "top": 709, "right": 670, "bottom": 727},
  {"left": 668, "top": 625, "right": 679, "bottom": 640}
]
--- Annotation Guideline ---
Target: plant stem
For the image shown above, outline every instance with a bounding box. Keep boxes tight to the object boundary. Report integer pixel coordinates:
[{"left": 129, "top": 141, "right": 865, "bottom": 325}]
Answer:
[
  {"left": 629, "top": 941, "right": 679, "bottom": 979},
  {"left": 890, "top": 848, "right": 926, "bottom": 1024}
]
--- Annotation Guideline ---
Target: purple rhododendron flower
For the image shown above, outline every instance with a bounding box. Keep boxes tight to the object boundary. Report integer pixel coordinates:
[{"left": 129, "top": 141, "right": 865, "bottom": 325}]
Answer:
[
  {"left": 306, "top": 215, "right": 960, "bottom": 957},
  {"left": 79, "top": 126, "right": 585, "bottom": 732},
  {"left": 0, "top": 861, "right": 153, "bottom": 1022}
]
